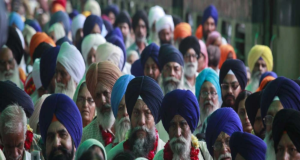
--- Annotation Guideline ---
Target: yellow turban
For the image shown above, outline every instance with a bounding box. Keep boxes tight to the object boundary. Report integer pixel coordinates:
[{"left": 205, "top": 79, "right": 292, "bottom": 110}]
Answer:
[{"left": 247, "top": 45, "right": 273, "bottom": 73}]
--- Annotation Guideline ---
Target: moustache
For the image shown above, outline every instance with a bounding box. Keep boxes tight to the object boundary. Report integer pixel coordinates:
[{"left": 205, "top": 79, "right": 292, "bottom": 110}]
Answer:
[
  {"left": 224, "top": 94, "right": 235, "bottom": 101},
  {"left": 48, "top": 146, "right": 71, "bottom": 160},
  {"left": 164, "top": 77, "right": 181, "bottom": 84},
  {"left": 118, "top": 117, "right": 130, "bottom": 125},
  {"left": 204, "top": 100, "right": 214, "bottom": 106},
  {"left": 169, "top": 136, "right": 187, "bottom": 145}
]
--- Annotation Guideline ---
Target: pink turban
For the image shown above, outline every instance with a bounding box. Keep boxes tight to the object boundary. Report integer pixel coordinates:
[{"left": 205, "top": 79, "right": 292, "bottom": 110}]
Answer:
[{"left": 198, "top": 40, "right": 208, "bottom": 72}]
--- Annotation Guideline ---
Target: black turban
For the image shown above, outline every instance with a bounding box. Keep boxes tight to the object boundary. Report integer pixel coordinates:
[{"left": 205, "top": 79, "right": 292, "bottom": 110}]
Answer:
[
  {"left": 114, "top": 10, "right": 131, "bottom": 29},
  {"left": 172, "top": 15, "right": 183, "bottom": 27},
  {"left": 32, "top": 42, "right": 52, "bottom": 62},
  {"left": 6, "top": 26, "right": 24, "bottom": 65},
  {"left": 158, "top": 44, "right": 184, "bottom": 71},
  {"left": 245, "top": 91, "right": 262, "bottom": 126},
  {"left": 132, "top": 10, "right": 149, "bottom": 37},
  {"left": 179, "top": 36, "right": 200, "bottom": 58},
  {"left": 0, "top": 0, "right": 8, "bottom": 47}
]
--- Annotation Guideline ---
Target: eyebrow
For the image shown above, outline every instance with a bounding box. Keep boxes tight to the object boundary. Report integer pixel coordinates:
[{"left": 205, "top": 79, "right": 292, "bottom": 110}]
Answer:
[
  {"left": 222, "top": 80, "right": 238, "bottom": 84},
  {"left": 47, "top": 129, "right": 67, "bottom": 136}
]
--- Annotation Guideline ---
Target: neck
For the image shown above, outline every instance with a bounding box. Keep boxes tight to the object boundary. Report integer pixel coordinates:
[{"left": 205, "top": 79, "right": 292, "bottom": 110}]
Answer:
[
  {"left": 185, "top": 75, "right": 196, "bottom": 86},
  {"left": 82, "top": 119, "right": 91, "bottom": 128},
  {"left": 211, "top": 66, "right": 218, "bottom": 71},
  {"left": 136, "top": 41, "right": 145, "bottom": 53}
]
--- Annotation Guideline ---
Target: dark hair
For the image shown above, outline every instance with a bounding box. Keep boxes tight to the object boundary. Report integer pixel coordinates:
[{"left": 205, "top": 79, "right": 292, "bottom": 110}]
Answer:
[
  {"left": 112, "top": 151, "right": 135, "bottom": 160},
  {"left": 207, "top": 45, "right": 221, "bottom": 67},
  {"left": 233, "top": 90, "right": 252, "bottom": 112},
  {"left": 132, "top": 10, "right": 149, "bottom": 37}
]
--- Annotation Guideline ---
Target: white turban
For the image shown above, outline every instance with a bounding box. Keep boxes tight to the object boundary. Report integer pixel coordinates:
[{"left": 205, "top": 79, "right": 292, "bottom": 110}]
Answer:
[
  {"left": 29, "top": 94, "right": 50, "bottom": 133},
  {"left": 148, "top": 5, "right": 165, "bottom": 29},
  {"left": 155, "top": 15, "right": 174, "bottom": 33},
  {"left": 48, "top": 22, "right": 66, "bottom": 41},
  {"left": 96, "top": 42, "right": 123, "bottom": 69},
  {"left": 57, "top": 42, "right": 85, "bottom": 83},
  {"left": 15, "top": 27, "right": 25, "bottom": 49},
  {"left": 23, "top": 24, "right": 36, "bottom": 47},
  {"left": 84, "top": 0, "right": 101, "bottom": 16},
  {"left": 71, "top": 14, "right": 86, "bottom": 39},
  {"left": 81, "top": 33, "right": 106, "bottom": 65},
  {"left": 32, "top": 58, "right": 42, "bottom": 89}
]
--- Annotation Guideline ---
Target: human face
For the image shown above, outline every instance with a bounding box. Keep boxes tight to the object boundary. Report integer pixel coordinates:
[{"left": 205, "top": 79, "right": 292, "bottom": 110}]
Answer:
[
  {"left": 134, "top": 19, "right": 147, "bottom": 42},
  {"left": 184, "top": 48, "right": 198, "bottom": 63},
  {"left": 235, "top": 153, "right": 246, "bottom": 160},
  {"left": 199, "top": 81, "right": 219, "bottom": 121},
  {"left": 265, "top": 101, "right": 283, "bottom": 132},
  {"left": 117, "top": 96, "right": 129, "bottom": 120},
  {"left": 94, "top": 83, "right": 112, "bottom": 114},
  {"left": 168, "top": 115, "right": 190, "bottom": 140},
  {"left": 55, "top": 62, "right": 72, "bottom": 87},
  {"left": 118, "top": 23, "right": 130, "bottom": 39},
  {"left": 144, "top": 57, "right": 160, "bottom": 82},
  {"left": 0, "top": 48, "right": 15, "bottom": 73},
  {"left": 237, "top": 98, "right": 252, "bottom": 133},
  {"left": 108, "top": 12, "right": 116, "bottom": 25},
  {"left": 253, "top": 59, "right": 267, "bottom": 76},
  {"left": 253, "top": 109, "right": 265, "bottom": 139},
  {"left": 158, "top": 27, "right": 172, "bottom": 45},
  {"left": 221, "top": 74, "right": 241, "bottom": 107},
  {"left": 87, "top": 48, "right": 96, "bottom": 66},
  {"left": 74, "top": 29, "right": 83, "bottom": 45},
  {"left": 91, "top": 24, "right": 101, "bottom": 34},
  {"left": 203, "top": 17, "right": 216, "bottom": 39},
  {"left": 213, "top": 132, "right": 232, "bottom": 160},
  {"left": 162, "top": 62, "right": 182, "bottom": 81},
  {"left": 276, "top": 133, "right": 300, "bottom": 160},
  {"left": 197, "top": 53, "right": 206, "bottom": 72}
]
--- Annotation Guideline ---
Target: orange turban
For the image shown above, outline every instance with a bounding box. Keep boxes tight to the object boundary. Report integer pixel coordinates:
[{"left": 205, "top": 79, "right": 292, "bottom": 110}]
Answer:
[
  {"left": 219, "top": 44, "right": 237, "bottom": 69},
  {"left": 173, "top": 22, "right": 191, "bottom": 41},
  {"left": 256, "top": 76, "right": 275, "bottom": 92},
  {"left": 196, "top": 25, "right": 203, "bottom": 40},
  {"left": 51, "top": 3, "right": 65, "bottom": 14},
  {"left": 29, "top": 32, "right": 55, "bottom": 58}
]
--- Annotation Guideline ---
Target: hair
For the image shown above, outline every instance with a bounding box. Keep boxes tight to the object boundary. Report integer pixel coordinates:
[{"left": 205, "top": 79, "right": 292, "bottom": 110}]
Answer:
[{"left": 233, "top": 90, "right": 252, "bottom": 112}]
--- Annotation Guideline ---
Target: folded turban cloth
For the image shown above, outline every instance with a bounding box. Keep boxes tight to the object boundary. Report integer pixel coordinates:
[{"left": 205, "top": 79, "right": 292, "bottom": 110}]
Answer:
[
  {"left": 132, "top": 10, "right": 149, "bottom": 37},
  {"left": 29, "top": 32, "right": 56, "bottom": 59},
  {"left": 84, "top": 0, "right": 101, "bottom": 16},
  {"left": 0, "top": 80, "right": 34, "bottom": 118},
  {"left": 32, "top": 58, "right": 42, "bottom": 89},
  {"left": 245, "top": 91, "right": 262, "bottom": 126},
  {"left": 75, "top": 139, "right": 107, "bottom": 160},
  {"left": 50, "top": 11, "right": 70, "bottom": 36},
  {"left": 8, "top": 12, "right": 24, "bottom": 31},
  {"left": 156, "top": 15, "right": 174, "bottom": 34},
  {"left": 103, "top": 4, "right": 119, "bottom": 19},
  {"left": 6, "top": 26, "right": 24, "bottom": 65},
  {"left": 148, "top": 6, "right": 165, "bottom": 29},
  {"left": 95, "top": 42, "right": 123, "bottom": 70},
  {"left": 81, "top": 33, "right": 106, "bottom": 65},
  {"left": 199, "top": 40, "right": 209, "bottom": 68},
  {"left": 83, "top": 15, "right": 103, "bottom": 37},
  {"left": 57, "top": 42, "right": 85, "bottom": 83},
  {"left": 56, "top": 36, "right": 72, "bottom": 46},
  {"left": 71, "top": 14, "right": 86, "bottom": 39},
  {"left": 105, "top": 27, "right": 123, "bottom": 40},
  {"left": 196, "top": 25, "right": 203, "bottom": 40},
  {"left": 206, "top": 107, "right": 242, "bottom": 156},
  {"left": 158, "top": 44, "right": 184, "bottom": 71},
  {"left": 103, "top": 19, "right": 113, "bottom": 33},
  {"left": 161, "top": 89, "right": 200, "bottom": 133},
  {"left": 48, "top": 22, "right": 66, "bottom": 42},
  {"left": 248, "top": 45, "right": 273, "bottom": 73},
  {"left": 219, "top": 44, "right": 237, "bottom": 69},
  {"left": 179, "top": 36, "right": 200, "bottom": 58},
  {"left": 111, "top": 74, "right": 135, "bottom": 118},
  {"left": 0, "top": 0, "right": 8, "bottom": 47},
  {"left": 173, "top": 22, "right": 191, "bottom": 41},
  {"left": 86, "top": 61, "right": 122, "bottom": 98},
  {"left": 206, "top": 31, "right": 221, "bottom": 46},
  {"left": 230, "top": 131, "right": 267, "bottom": 160},
  {"left": 29, "top": 94, "right": 50, "bottom": 133},
  {"left": 259, "top": 71, "right": 277, "bottom": 85},
  {"left": 256, "top": 76, "right": 275, "bottom": 92},
  {"left": 131, "top": 59, "right": 144, "bottom": 77},
  {"left": 25, "top": 19, "right": 42, "bottom": 32},
  {"left": 32, "top": 42, "right": 52, "bottom": 62},
  {"left": 273, "top": 109, "right": 300, "bottom": 153},
  {"left": 40, "top": 46, "right": 59, "bottom": 89},
  {"left": 260, "top": 77, "right": 300, "bottom": 120},
  {"left": 107, "top": 34, "right": 126, "bottom": 70},
  {"left": 141, "top": 43, "right": 160, "bottom": 70},
  {"left": 125, "top": 76, "right": 164, "bottom": 124},
  {"left": 23, "top": 24, "right": 36, "bottom": 47},
  {"left": 202, "top": 5, "right": 218, "bottom": 26},
  {"left": 172, "top": 15, "right": 182, "bottom": 27},
  {"left": 219, "top": 59, "right": 247, "bottom": 90},
  {"left": 114, "top": 11, "right": 131, "bottom": 29},
  {"left": 39, "top": 94, "right": 82, "bottom": 148}
]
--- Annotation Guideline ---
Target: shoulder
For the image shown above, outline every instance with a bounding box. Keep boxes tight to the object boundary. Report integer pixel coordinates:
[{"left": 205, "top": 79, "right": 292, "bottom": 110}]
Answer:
[
  {"left": 107, "top": 141, "right": 125, "bottom": 160},
  {"left": 81, "top": 119, "right": 101, "bottom": 143},
  {"left": 105, "top": 143, "right": 113, "bottom": 154},
  {"left": 198, "top": 141, "right": 213, "bottom": 160},
  {"left": 153, "top": 149, "right": 164, "bottom": 160},
  {"left": 157, "top": 138, "right": 166, "bottom": 152}
]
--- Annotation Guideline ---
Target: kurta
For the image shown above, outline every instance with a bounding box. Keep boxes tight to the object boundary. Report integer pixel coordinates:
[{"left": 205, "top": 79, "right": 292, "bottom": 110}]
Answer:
[{"left": 80, "top": 119, "right": 104, "bottom": 145}]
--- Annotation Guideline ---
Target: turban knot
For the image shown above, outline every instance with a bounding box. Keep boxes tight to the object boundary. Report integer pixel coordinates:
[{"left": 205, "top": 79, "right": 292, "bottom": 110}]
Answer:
[{"left": 155, "top": 15, "right": 174, "bottom": 33}]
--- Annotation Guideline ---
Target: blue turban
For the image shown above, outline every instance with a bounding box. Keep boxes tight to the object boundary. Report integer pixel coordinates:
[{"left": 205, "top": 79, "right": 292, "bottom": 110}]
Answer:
[
  {"left": 0, "top": 0, "right": 8, "bottom": 47},
  {"left": 106, "top": 33, "right": 126, "bottom": 70},
  {"left": 32, "top": 42, "right": 53, "bottom": 62},
  {"left": 49, "top": 11, "right": 70, "bottom": 35},
  {"left": 104, "top": 4, "right": 120, "bottom": 19},
  {"left": 245, "top": 91, "right": 262, "bottom": 126},
  {"left": 158, "top": 44, "right": 184, "bottom": 71},
  {"left": 206, "top": 107, "right": 242, "bottom": 157},
  {"left": 69, "top": 10, "right": 79, "bottom": 20},
  {"left": 161, "top": 89, "right": 200, "bottom": 133},
  {"left": 105, "top": 27, "right": 123, "bottom": 40},
  {"left": 219, "top": 59, "right": 247, "bottom": 90},
  {"left": 111, "top": 74, "right": 135, "bottom": 118},
  {"left": 230, "top": 131, "right": 267, "bottom": 160},
  {"left": 259, "top": 71, "right": 277, "bottom": 85},
  {"left": 56, "top": 36, "right": 72, "bottom": 46},
  {"left": 83, "top": 15, "right": 103, "bottom": 37},
  {"left": 25, "top": 19, "right": 42, "bottom": 32},
  {"left": 195, "top": 68, "right": 221, "bottom": 102},
  {"left": 103, "top": 19, "right": 113, "bottom": 33},
  {"left": 202, "top": 5, "right": 218, "bottom": 26},
  {"left": 8, "top": 12, "right": 24, "bottom": 31},
  {"left": 40, "top": 46, "right": 60, "bottom": 89},
  {"left": 0, "top": 81, "right": 34, "bottom": 118},
  {"left": 131, "top": 59, "right": 144, "bottom": 77},
  {"left": 125, "top": 76, "right": 164, "bottom": 124},
  {"left": 140, "top": 43, "right": 160, "bottom": 70},
  {"left": 39, "top": 94, "right": 82, "bottom": 148},
  {"left": 260, "top": 77, "right": 300, "bottom": 121}
]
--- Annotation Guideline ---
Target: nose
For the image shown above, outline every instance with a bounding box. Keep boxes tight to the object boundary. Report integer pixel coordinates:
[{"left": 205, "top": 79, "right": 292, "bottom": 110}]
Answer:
[
  {"left": 227, "top": 86, "right": 233, "bottom": 94},
  {"left": 53, "top": 135, "right": 61, "bottom": 148},
  {"left": 138, "top": 113, "right": 145, "bottom": 126},
  {"left": 169, "top": 68, "right": 175, "bottom": 77},
  {"left": 282, "top": 150, "right": 289, "bottom": 160},
  {"left": 175, "top": 127, "right": 181, "bottom": 138},
  {"left": 221, "top": 143, "right": 229, "bottom": 154},
  {"left": 5, "top": 62, "right": 9, "bottom": 71},
  {"left": 10, "top": 148, "right": 19, "bottom": 159},
  {"left": 123, "top": 107, "right": 129, "bottom": 117},
  {"left": 56, "top": 73, "right": 61, "bottom": 83},
  {"left": 148, "top": 68, "right": 153, "bottom": 75},
  {"left": 101, "top": 94, "right": 106, "bottom": 105}
]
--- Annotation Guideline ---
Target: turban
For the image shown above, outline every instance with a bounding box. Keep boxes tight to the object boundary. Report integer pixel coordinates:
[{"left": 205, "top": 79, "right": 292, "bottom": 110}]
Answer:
[
  {"left": 0, "top": 80, "right": 34, "bottom": 118},
  {"left": 195, "top": 68, "right": 221, "bottom": 102},
  {"left": 75, "top": 139, "right": 107, "bottom": 160},
  {"left": 51, "top": 3, "right": 65, "bottom": 13},
  {"left": 202, "top": 5, "right": 218, "bottom": 26},
  {"left": 29, "top": 94, "right": 50, "bottom": 133},
  {"left": 32, "top": 58, "right": 42, "bottom": 89},
  {"left": 105, "top": 27, "right": 123, "bottom": 40},
  {"left": 260, "top": 77, "right": 300, "bottom": 120},
  {"left": 8, "top": 12, "right": 24, "bottom": 31},
  {"left": 127, "top": 50, "right": 139, "bottom": 60},
  {"left": 219, "top": 44, "right": 237, "bottom": 69},
  {"left": 174, "top": 22, "right": 191, "bottom": 41},
  {"left": 247, "top": 45, "right": 273, "bottom": 73},
  {"left": 52, "top": 0, "right": 66, "bottom": 9},
  {"left": 86, "top": 61, "right": 122, "bottom": 98},
  {"left": 256, "top": 76, "right": 275, "bottom": 92},
  {"left": 199, "top": 40, "right": 209, "bottom": 69},
  {"left": 158, "top": 44, "right": 184, "bottom": 71},
  {"left": 84, "top": 0, "right": 101, "bottom": 16},
  {"left": 195, "top": 25, "right": 203, "bottom": 40},
  {"left": 83, "top": 15, "right": 103, "bottom": 36},
  {"left": 156, "top": 15, "right": 174, "bottom": 33},
  {"left": 219, "top": 59, "right": 247, "bottom": 90},
  {"left": 125, "top": 76, "right": 164, "bottom": 124},
  {"left": 29, "top": 32, "right": 56, "bottom": 59},
  {"left": 32, "top": 42, "right": 52, "bottom": 62},
  {"left": 95, "top": 42, "right": 123, "bottom": 70},
  {"left": 206, "top": 31, "right": 221, "bottom": 46},
  {"left": 23, "top": 24, "right": 36, "bottom": 47},
  {"left": 71, "top": 14, "right": 86, "bottom": 39},
  {"left": 103, "top": 4, "right": 119, "bottom": 18},
  {"left": 161, "top": 89, "right": 200, "bottom": 133},
  {"left": 15, "top": 28, "right": 25, "bottom": 49},
  {"left": 103, "top": 19, "right": 113, "bottom": 33},
  {"left": 172, "top": 15, "right": 182, "bottom": 27},
  {"left": 48, "top": 22, "right": 66, "bottom": 41},
  {"left": 0, "top": 0, "right": 8, "bottom": 47},
  {"left": 230, "top": 131, "right": 266, "bottom": 160},
  {"left": 82, "top": 11, "right": 91, "bottom": 17},
  {"left": 132, "top": 10, "right": 149, "bottom": 37},
  {"left": 114, "top": 11, "right": 131, "bottom": 29},
  {"left": 56, "top": 36, "right": 72, "bottom": 46},
  {"left": 6, "top": 26, "right": 24, "bottom": 65},
  {"left": 130, "top": 59, "right": 144, "bottom": 77},
  {"left": 49, "top": 11, "right": 71, "bottom": 36},
  {"left": 245, "top": 91, "right": 262, "bottom": 126},
  {"left": 81, "top": 33, "right": 106, "bottom": 65},
  {"left": 25, "top": 19, "right": 42, "bottom": 32},
  {"left": 106, "top": 35, "right": 126, "bottom": 70},
  {"left": 69, "top": 10, "right": 79, "bottom": 20},
  {"left": 259, "top": 71, "right": 277, "bottom": 85},
  {"left": 141, "top": 43, "right": 160, "bottom": 70},
  {"left": 39, "top": 94, "right": 82, "bottom": 148},
  {"left": 111, "top": 75, "right": 135, "bottom": 118},
  {"left": 273, "top": 109, "right": 300, "bottom": 153},
  {"left": 179, "top": 36, "right": 200, "bottom": 58},
  {"left": 40, "top": 46, "right": 59, "bottom": 89},
  {"left": 206, "top": 107, "right": 242, "bottom": 156},
  {"left": 148, "top": 6, "right": 165, "bottom": 29}
]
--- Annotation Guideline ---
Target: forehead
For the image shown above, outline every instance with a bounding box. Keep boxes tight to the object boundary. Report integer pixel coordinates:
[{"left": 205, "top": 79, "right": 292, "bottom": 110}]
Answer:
[
  {"left": 47, "top": 121, "right": 68, "bottom": 133},
  {"left": 267, "top": 100, "right": 283, "bottom": 115},
  {"left": 145, "top": 57, "right": 155, "bottom": 64},
  {"left": 160, "top": 27, "right": 172, "bottom": 33},
  {"left": 56, "top": 62, "right": 67, "bottom": 72},
  {"left": 201, "top": 81, "right": 216, "bottom": 90},
  {"left": 206, "top": 17, "right": 215, "bottom": 24},
  {"left": 186, "top": 48, "right": 196, "bottom": 55},
  {"left": 133, "top": 99, "right": 150, "bottom": 111},
  {"left": 170, "top": 114, "right": 186, "bottom": 123},
  {"left": 138, "top": 19, "right": 146, "bottom": 26},
  {"left": 95, "top": 83, "right": 111, "bottom": 93},
  {"left": 279, "top": 133, "right": 294, "bottom": 146},
  {"left": 216, "top": 131, "right": 230, "bottom": 141},
  {"left": 164, "top": 62, "right": 181, "bottom": 68},
  {"left": 256, "top": 59, "right": 266, "bottom": 64},
  {"left": 0, "top": 48, "right": 14, "bottom": 60},
  {"left": 223, "top": 74, "right": 238, "bottom": 83}
]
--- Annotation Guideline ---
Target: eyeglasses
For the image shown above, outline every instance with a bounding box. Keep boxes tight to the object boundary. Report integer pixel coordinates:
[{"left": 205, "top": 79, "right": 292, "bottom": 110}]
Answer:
[
  {"left": 212, "top": 138, "right": 230, "bottom": 151},
  {"left": 200, "top": 91, "right": 218, "bottom": 99},
  {"left": 221, "top": 83, "right": 240, "bottom": 91},
  {"left": 77, "top": 97, "right": 95, "bottom": 105},
  {"left": 184, "top": 54, "right": 198, "bottom": 59},
  {"left": 263, "top": 115, "right": 274, "bottom": 126}
]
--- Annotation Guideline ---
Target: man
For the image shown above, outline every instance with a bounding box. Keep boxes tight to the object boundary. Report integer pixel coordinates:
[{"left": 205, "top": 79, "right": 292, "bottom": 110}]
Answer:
[
  {"left": 246, "top": 45, "right": 273, "bottom": 92},
  {"left": 107, "top": 76, "right": 165, "bottom": 160},
  {"left": 158, "top": 44, "right": 185, "bottom": 95},
  {"left": 173, "top": 22, "right": 192, "bottom": 48},
  {"left": 155, "top": 15, "right": 174, "bottom": 45},
  {"left": 148, "top": 5, "right": 165, "bottom": 45},
  {"left": 206, "top": 108, "right": 243, "bottom": 160},
  {"left": 140, "top": 43, "right": 160, "bottom": 82},
  {"left": 179, "top": 36, "right": 201, "bottom": 94},
  {"left": 207, "top": 45, "right": 221, "bottom": 74},
  {"left": 55, "top": 42, "right": 85, "bottom": 98},
  {"left": 219, "top": 59, "right": 247, "bottom": 108},
  {"left": 82, "top": 61, "right": 122, "bottom": 146},
  {"left": 39, "top": 94, "right": 82, "bottom": 160},
  {"left": 114, "top": 11, "right": 132, "bottom": 48},
  {"left": 103, "top": 4, "right": 119, "bottom": 25}
]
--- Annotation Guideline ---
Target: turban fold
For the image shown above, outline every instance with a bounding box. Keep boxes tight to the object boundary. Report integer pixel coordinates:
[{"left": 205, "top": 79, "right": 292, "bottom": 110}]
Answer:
[
  {"left": 56, "top": 36, "right": 71, "bottom": 46},
  {"left": 206, "top": 31, "right": 221, "bottom": 46},
  {"left": 158, "top": 44, "right": 184, "bottom": 71},
  {"left": 48, "top": 22, "right": 66, "bottom": 41},
  {"left": 219, "top": 44, "right": 236, "bottom": 69},
  {"left": 130, "top": 59, "right": 144, "bottom": 77},
  {"left": 95, "top": 42, "right": 123, "bottom": 70},
  {"left": 40, "top": 46, "right": 59, "bottom": 89},
  {"left": 25, "top": 19, "right": 42, "bottom": 32},
  {"left": 179, "top": 36, "right": 200, "bottom": 58},
  {"left": 81, "top": 33, "right": 106, "bottom": 64},
  {"left": 247, "top": 45, "right": 273, "bottom": 73},
  {"left": 230, "top": 131, "right": 266, "bottom": 160},
  {"left": 29, "top": 94, "right": 50, "bottom": 133},
  {"left": 148, "top": 6, "right": 165, "bottom": 29},
  {"left": 125, "top": 76, "right": 163, "bottom": 124},
  {"left": 219, "top": 59, "right": 247, "bottom": 90},
  {"left": 84, "top": 0, "right": 101, "bottom": 16},
  {"left": 49, "top": 11, "right": 70, "bottom": 36},
  {"left": 195, "top": 25, "right": 203, "bottom": 40},
  {"left": 6, "top": 26, "right": 24, "bottom": 65},
  {"left": 174, "top": 23, "right": 191, "bottom": 41},
  {"left": 259, "top": 71, "right": 277, "bottom": 85},
  {"left": 71, "top": 14, "right": 86, "bottom": 39},
  {"left": 32, "top": 42, "right": 52, "bottom": 63},
  {"left": 106, "top": 34, "right": 126, "bottom": 70},
  {"left": 161, "top": 89, "right": 200, "bottom": 133},
  {"left": 111, "top": 75, "right": 135, "bottom": 118},
  {"left": 206, "top": 107, "right": 242, "bottom": 156},
  {"left": 83, "top": 15, "right": 103, "bottom": 37},
  {"left": 39, "top": 94, "right": 82, "bottom": 148},
  {"left": 132, "top": 10, "right": 149, "bottom": 37},
  {"left": 155, "top": 15, "right": 174, "bottom": 33},
  {"left": 75, "top": 139, "right": 107, "bottom": 160},
  {"left": 114, "top": 11, "right": 131, "bottom": 29},
  {"left": 0, "top": 0, "right": 7, "bottom": 47},
  {"left": 29, "top": 32, "right": 55, "bottom": 59},
  {"left": 23, "top": 24, "right": 36, "bottom": 47},
  {"left": 208, "top": 45, "right": 221, "bottom": 67},
  {"left": 256, "top": 76, "right": 275, "bottom": 92},
  {"left": 245, "top": 91, "right": 262, "bottom": 126},
  {"left": 9, "top": 12, "right": 24, "bottom": 31},
  {"left": 141, "top": 43, "right": 160, "bottom": 70},
  {"left": 103, "top": 4, "right": 119, "bottom": 18},
  {"left": 202, "top": 5, "right": 218, "bottom": 26}
]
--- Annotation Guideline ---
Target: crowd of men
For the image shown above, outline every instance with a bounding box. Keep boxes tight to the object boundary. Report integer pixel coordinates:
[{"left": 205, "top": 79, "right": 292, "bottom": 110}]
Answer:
[{"left": 0, "top": 0, "right": 299, "bottom": 160}]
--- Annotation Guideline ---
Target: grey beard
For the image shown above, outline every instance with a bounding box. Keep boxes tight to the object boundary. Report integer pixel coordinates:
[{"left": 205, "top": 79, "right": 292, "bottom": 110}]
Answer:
[
  {"left": 200, "top": 101, "right": 219, "bottom": 124},
  {"left": 264, "top": 130, "right": 276, "bottom": 160},
  {"left": 170, "top": 133, "right": 191, "bottom": 160},
  {"left": 97, "top": 104, "right": 115, "bottom": 130},
  {"left": 114, "top": 117, "right": 131, "bottom": 142},
  {"left": 55, "top": 78, "right": 77, "bottom": 99},
  {"left": 162, "top": 77, "right": 182, "bottom": 95}
]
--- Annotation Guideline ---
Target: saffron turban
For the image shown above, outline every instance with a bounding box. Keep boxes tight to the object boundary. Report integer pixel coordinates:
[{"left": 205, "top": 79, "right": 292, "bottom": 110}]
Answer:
[
  {"left": 125, "top": 76, "right": 164, "bottom": 124},
  {"left": 95, "top": 42, "right": 123, "bottom": 70},
  {"left": 103, "top": 4, "right": 120, "bottom": 19},
  {"left": 196, "top": 25, "right": 203, "bottom": 40},
  {"left": 202, "top": 5, "right": 218, "bottom": 26},
  {"left": 56, "top": 36, "right": 71, "bottom": 46},
  {"left": 51, "top": 3, "right": 65, "bottom": 14},
  {"left": 81, "top": 33, "right": 106, "bottom": 65},
  {"left": 259, "top": 71, "right": 277, "bottom": 85},
  {"left": 230, "top": 131, "right": 267, "bottom": 160},
  {"left": 8, "top": 12, "right": 24, "bottom": 31},
  {"left": 39, "top": 94, "right": 82, "bottom": 148},
  {"left": 206, "top": 107, "right": 242, "bottom": 156},
  {"left": 155, "top": 15, "right": 174, "bottom": 33},
  {"left": 48, "top": 22, "right": 66, "bottom": 41},
  {"left": 23, "top": 24, "right": 36, "bottom": 47},
  {"left": 0, "top": 0, "right": 7, "bottom": 47},
  {"left": 114, "top": 11, "right": 131, "bottom": 29},
  {"left": 83, "top": 15, "right": 103, "bottom": 36},
  {"left": 71, "top": 14, "right": 86, "bottom": 39},
  {"left": 256, "top": 76, "right": 275, "bottom": 92},
  {"left": 248, "top": 45, "right": 273, "bottom": 73},
  {"left": 25, "top": 19, "right": 42, "bottom": 32},
  {"left": 141, "top": 43, "right": 160, "bottom": 70},
  {"left": 106, "top": 34, "right": 126, "bottom": 70},
  {"left": 219, "top": 44, "right": 237, "bottom": 69},
  {"left": 161, "top": 89, "right": 200, "bottom": 133},
  {"left": 199, "top": 40, "right": 209, "bottom": 69},
  {"left": 6, "top": 27, "right": 25, "bottom": 65},
  {"left": 130, "top": 59, "right": 144, "bottom": 77},
  {"left": 179, "top": 36, "right": 200, "bottom": 58},
  {"left": 273, "top": 109, "right": 300, "bottom": 153},
  {"left": 132, "top": 10, "right": 149, "bottom": 37},
  {"left": 173, "top": 22, "right": 192, "bottom": 41},
  {"left": 0, "top": 80, "right": 34, "bottom": 118},
  {"left": 29, "top": 94, "right": 50, "bottom": 133},
  {"left": 75, "top": 139, "right": 107, "bottom": 160},
  {"left": 57, "top": 42, "right": 85, "bottom": 83},
  {"left": 148, "top": 5, "right": 165, "bottom": 29},
  {"left": 260, "top": 77, "right": 300, "bottom": 121},
  {"left": 84, "top": 0, "right": 101, "bottom": 16},
  {"left": 49, "top": 11, "right": 70, "bottom": 35},
  {"left": 206, "top": 31, "right": 221, "bottom": 46},
  {"left": 52, "top": 0, "right": 66, "bottom": 9},
  {"left": 40, "top": 46, "right": 59, "bottom": 89},
  {"left": 219, "top": 59, "right": 247, "bottom": 90},
  {"left": 111, "top": 74, "right": 135, "bottom": 118},
  {"left": 245, "top": 91, "right": 262, "bottom": 126},
  {"left": 29, "top": 32, "right": 55, "bottom": 59},
  {"left": 158, "top": 44, "right": 184, "bottom": 71},
  {"left": 32, "top": 42, "right": 52, "bottom": 62}
]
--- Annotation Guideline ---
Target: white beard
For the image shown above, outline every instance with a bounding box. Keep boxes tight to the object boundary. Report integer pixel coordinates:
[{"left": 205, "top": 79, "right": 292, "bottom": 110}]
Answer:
[
  {"left": 184, "top": 62, "right": 198, "bottom": 78},
  {"left": 170, "top": 133, "right": 191, "bottom": 160},
  {"left": 199, "top": 100, "right": 219, "bottom": 126},
  {"left": 97, "top": 104, "right": 115, "bottom": 130},
  {"left": 114, "top": 117, "right": 131, "bottom": 142},
  {"left": 0, "top": 66, "right": 21, "bottom": 88},
  {"left": 55, "top": 78, "right": 77, "bottom": 99},
  {"left": 247, "top": 71, "right": 260, "bottom": 92},
  {"left": 215, "top": 153, "right": 231, "bottom": 160},
  {"left": 264, "top": 130, "right": 276, "bottom": 160},
  {"left": 161, "top": 76, "right": 183, "bottom": 95}
]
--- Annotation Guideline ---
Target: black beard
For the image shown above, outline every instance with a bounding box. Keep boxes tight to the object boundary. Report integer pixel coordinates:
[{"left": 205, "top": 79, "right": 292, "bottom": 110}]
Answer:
[
  {"left": 222, "top": 94, "right": 236, "bottom": 107},
  {"left": 47, "top": 142, "right": 74, "bottom": 160},
  {"left": 160, "top": 39, "right": 172, "bottom": 45}
]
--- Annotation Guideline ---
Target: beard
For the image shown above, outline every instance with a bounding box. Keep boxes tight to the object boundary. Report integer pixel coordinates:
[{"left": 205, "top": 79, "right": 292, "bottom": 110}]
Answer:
[
  {"left": 169, "top": 133, "right": 191, "bottom": 160},
  {"left": 248, "top": 71, "right": 261, "bottom": 92},
  {"left": 200, "top": 100, "right": 219, "bottom": 125},
  {"left": 114, "top": 117, "right": 131, "bottom": 142},
  {"left": 184, "top": 62, "right": 198, "bottom": 78},
  {"left": 215, "top": 152, "right": 231, "bottom": 160},
  {"left": 264, "top": 130, "right": 276, "bottom": 160},
  {"left": 97, "top": 104, "right": 115, "bottom": 130},
  {"left": 222, "top": 94, "right": 236, "bottom": 107},
  {"left": 254, "top": 127, "right": 266, "bottom": 140},
  {"left": 55, "top": 78, "right": 76, "bottom": 99},
  {"left": 162, "top": 76, "right": 182, "bottom": 95},
  {"left": 136, "top": 33, "right": 146, "bottom": 43},
  {"left": 0, "top": 66, "right": 21, "bottom": 87},
  {"left": 48, "top": 145, "right": 74, "bottom": 160}
]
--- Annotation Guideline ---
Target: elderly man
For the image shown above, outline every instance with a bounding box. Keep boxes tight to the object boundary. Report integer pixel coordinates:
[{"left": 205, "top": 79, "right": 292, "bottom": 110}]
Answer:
[
  {"left": 156, "top": 15, "right": 174, "bottom": 45},
  {"left": 55, "top": 42, "right": 85, "bottom": 98},
  {"left": 206, "top": 108, "right": 243, "bottom": 160},
  {"left": 114, "top": 11, "right": 132, "bottom": 48},
  {"left": 219, "top": 59, "right": 247, "bottom": 108},
  {"left": 82, "top": 61, "right": 122, "bottom": 146},
  {"left": 148, "top": 6, "right": 165, "bottom": 45},
  {"left": 158, "top": 44, "right": 185, "bottom": 95},
  {"left": 107, "top": 76, "right": 165, "bottom": 160},
  {"left": 39, "top": 94, "right": 82, "bottom": 160},
  {"left": 141, "top": 43, "right": 160, "bottom": 82}
]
